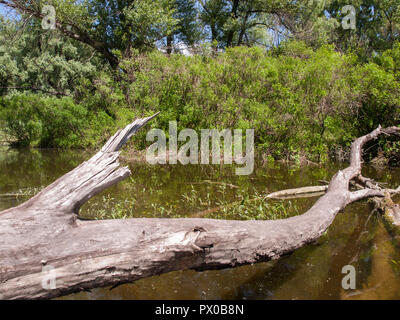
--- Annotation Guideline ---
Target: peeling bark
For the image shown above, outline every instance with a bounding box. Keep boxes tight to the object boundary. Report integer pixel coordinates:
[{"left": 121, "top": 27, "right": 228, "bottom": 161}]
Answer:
[{"left": 0, "top": 118, "right": 399, "bottom": 299}]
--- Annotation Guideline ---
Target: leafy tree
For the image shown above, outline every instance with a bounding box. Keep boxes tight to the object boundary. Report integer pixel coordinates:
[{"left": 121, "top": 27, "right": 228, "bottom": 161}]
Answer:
[
  {"left": 196, "top": 0, "right": 338, "bottom": 49},
  {"left": 0, "top": 17, "right": 100, "bottom": 96},
  {"left": 165, "top": 0, "right": 202, "bottom": 54},
  {"left": 326, "top": 0, "right": 400, "bottom": 56},
  {"left": 0, "top": 0, "right": 179, "bottom": 68}
]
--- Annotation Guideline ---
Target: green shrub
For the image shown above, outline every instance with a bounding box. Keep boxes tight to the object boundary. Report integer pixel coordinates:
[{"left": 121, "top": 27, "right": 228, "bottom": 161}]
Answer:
[
  {"left": 3, "top": 41, "right": 399, "bottom": 160},
  {"left": 107, "top": 43, "right": 374, "bottom": 160},
  {"left": 0, "top": 94, "right": 87, "bottom": 147}
]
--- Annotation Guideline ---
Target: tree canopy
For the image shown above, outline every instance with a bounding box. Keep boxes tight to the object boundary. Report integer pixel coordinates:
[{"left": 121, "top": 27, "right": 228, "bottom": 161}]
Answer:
[{"left": 2, "top": 0, "right": 400, "bottom": 65}]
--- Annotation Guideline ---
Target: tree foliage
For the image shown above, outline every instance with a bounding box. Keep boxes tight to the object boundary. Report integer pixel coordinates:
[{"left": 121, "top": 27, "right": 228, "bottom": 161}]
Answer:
[
  {"left": 0, "top": 0, "right": 399, "bottom": 160},
  {"left": 0, "top": 16, "right": 100, "bottom": 96}
]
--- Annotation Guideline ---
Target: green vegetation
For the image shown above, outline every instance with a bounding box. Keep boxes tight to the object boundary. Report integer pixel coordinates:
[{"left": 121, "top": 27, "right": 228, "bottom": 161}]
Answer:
[
  {"left": 0, "top": 1, "right": 400, "bottom": 162},
  {"left": 0, "top": 94, "right": 88, "bottom": 147},
  {"left": 81, "top": 180, "right": 300, "bottom": 220}
]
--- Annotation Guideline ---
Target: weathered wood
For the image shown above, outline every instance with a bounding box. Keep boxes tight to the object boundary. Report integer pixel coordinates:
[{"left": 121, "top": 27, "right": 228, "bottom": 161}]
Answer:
[
  {"left": 370, "top": 191, "right": 400, "bottom": 228},
  {"left": 352, "top": 174, "right": 400, "bottom": 228},
  {"left": 0, "top": 119, "right": 399, "bottom": 299},
  {"left": 265, "top": 185, "right": 328, "bottom": 199}
]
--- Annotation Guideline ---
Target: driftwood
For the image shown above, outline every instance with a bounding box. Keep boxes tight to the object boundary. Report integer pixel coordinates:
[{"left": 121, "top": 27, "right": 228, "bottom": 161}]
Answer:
[
  {"left": 0, "top": 116, "right": 399, "bottom": 299},
  {"left": 365, "top": 186, "right": 400, "bottom": 228}
]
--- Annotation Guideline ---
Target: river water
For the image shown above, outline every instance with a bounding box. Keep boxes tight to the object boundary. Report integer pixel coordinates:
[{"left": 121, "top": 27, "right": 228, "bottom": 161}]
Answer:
[{"left": 1, "top": 147, "right": 400, "bottom": 299}]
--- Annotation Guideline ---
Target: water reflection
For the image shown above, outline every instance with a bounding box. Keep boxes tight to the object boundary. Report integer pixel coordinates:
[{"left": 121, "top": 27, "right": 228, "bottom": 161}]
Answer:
[{"left": 1, "top": 146, "right": 400, "bottom": 299}]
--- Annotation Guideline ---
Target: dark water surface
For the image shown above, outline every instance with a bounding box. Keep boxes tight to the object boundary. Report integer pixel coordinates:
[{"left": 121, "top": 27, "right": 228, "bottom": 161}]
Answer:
[{"left": 1, "top": 146, "right": 400, "bottom": 299}]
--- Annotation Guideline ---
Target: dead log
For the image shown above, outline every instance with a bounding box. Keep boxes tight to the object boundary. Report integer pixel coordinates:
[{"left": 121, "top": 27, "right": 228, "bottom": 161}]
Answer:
[
  {"left": 370, "top": 191, "right": 400, "bottom": 229},
  {"left": 352, "top": 174, "right": 400, "bottom": 228},
  {"left": 0, "top": 118, "right": 399, "bottom": 299},
  {"left": 265, "top": 185, "right": 328, "bottom": 199}
]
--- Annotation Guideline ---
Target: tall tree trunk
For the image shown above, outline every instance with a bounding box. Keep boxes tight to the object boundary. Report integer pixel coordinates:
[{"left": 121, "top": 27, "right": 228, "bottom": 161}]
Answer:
[
  {"left": 166, "top": 34, "right": 173, "bottom": 54},
  {"left": 226, "top": 0, "right": 239, "bottom": 47}
]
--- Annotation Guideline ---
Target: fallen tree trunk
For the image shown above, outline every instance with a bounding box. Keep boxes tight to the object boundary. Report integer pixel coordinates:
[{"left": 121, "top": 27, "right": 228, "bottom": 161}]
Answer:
[{"left": 0, "top": 117, "right": 399, "bottom": 299}]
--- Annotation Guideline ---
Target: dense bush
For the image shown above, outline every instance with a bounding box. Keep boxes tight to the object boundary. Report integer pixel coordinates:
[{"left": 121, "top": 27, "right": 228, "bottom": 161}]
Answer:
[
  {"left": 1, "top": 94, "right": 91, "bottom": 148},
  {"left": 113, "top": 43, "right": 400, "bottom": 160},
  {"left": 1, "top": 42, "right": 399, "bottom": 161}
]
